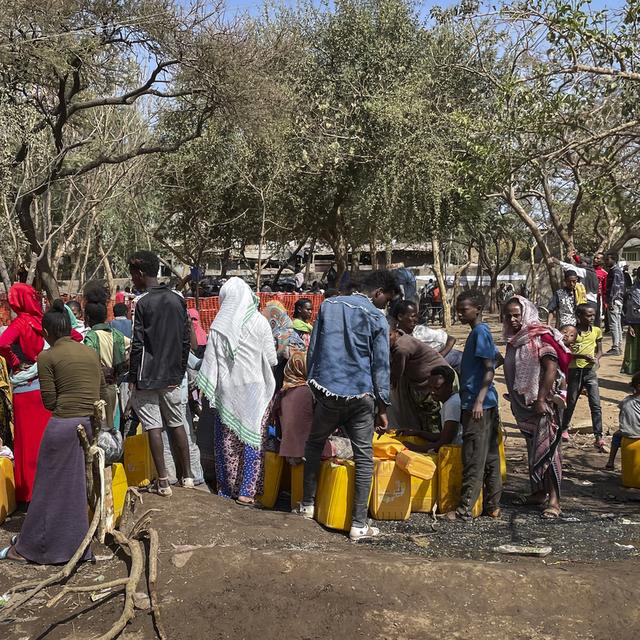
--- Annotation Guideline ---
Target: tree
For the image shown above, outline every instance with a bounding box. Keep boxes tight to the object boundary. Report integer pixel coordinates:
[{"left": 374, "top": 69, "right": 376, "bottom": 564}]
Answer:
[{"left": 1, "top": 0, "right": 245, "bottom": 297}]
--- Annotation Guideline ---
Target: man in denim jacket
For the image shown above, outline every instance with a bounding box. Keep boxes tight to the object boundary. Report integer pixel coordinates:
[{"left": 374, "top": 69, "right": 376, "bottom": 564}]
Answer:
[{"left": 294, "top": 270, "right": 400, "bottom": 541}]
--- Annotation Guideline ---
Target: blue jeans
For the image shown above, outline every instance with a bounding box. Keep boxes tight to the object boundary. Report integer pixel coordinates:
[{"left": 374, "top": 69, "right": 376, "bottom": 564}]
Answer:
[
  {"left": 303, "top": 391, "right": 375, "bottom": 528},
  {"left": 562, "top": 367, "right": 603, "bottom": 438},
  {"left": 609, "top": 299, "right": 623, "bottom": 349}
]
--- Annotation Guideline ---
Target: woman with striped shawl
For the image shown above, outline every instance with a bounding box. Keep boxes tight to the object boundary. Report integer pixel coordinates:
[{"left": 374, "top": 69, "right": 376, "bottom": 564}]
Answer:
[
  {"left": 197, "top": 278, "right": 277, "bottom": 506},
  {"left": 503, "top": 295, "right": 569, "bottom": 519}
]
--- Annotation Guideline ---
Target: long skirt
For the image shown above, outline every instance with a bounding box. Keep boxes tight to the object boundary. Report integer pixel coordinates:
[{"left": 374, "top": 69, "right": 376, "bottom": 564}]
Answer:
[
  {"left": 518, "top": 409, "right": 562, "bottom": 498},
  {"left": 278, "top": 385, "right": 314, "bottom": 459},
  {"left": 622, "top": 329, "right": 640, "bottom": 376},
  {"left": 212, "top": 409, "right": 266, "bottom": 500},
  {"left": 15, "top": 416, "right": 92, "bottom": 565},
  {"left": 13, "top": 387, "right": 51, "bottom": 503}
]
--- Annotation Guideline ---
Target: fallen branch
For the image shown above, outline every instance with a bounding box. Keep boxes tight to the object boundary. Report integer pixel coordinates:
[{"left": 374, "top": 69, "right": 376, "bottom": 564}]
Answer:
[
  {"left": 46, "top": 578, "right": 130, "bottom": 608},
  {"left": 93, "top": 530, "right": 145, "bottom": 640},
  {"left": 147, "top": 527, "right": 167, "bottom": 640}
]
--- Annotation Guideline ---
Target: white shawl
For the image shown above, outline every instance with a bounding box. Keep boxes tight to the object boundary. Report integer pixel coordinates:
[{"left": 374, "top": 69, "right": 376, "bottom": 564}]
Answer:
[{"left": 196, "top": 278, "right": 277, "bottom": 448}]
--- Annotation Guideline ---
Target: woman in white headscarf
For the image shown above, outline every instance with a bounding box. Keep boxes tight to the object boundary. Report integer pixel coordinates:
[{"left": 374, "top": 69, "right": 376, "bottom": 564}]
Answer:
[{"left": 197, "top": 278, "right": 277, "bottom": 505}]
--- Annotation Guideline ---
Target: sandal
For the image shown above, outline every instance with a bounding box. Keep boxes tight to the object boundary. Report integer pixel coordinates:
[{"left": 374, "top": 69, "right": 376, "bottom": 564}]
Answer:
[
  {"left": 541, "top": 506, "right": 562, "bottom": 519},
  {"left": 147, "top": 478, "right": 173, "bottom": 497}
]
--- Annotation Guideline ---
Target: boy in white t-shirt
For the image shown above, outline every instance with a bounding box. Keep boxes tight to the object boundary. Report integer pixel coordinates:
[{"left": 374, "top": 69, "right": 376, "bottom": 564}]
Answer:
[{"left": 403, "top": 365, "right": 461, "bottom": 452}]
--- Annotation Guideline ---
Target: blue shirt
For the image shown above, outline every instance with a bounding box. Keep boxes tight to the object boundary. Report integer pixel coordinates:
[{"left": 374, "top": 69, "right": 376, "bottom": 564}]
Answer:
[
  {"left": 307, "top": 294, "right": 390, "bottom": 404},
  {"left": 459, "top": 323, "right": 498, "bottom": 410},
  {"left": 110, "top": 317, "right": 132, "bottom": 339}
]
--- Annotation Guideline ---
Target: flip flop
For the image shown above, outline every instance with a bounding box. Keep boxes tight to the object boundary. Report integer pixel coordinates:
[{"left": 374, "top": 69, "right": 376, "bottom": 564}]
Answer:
[
  {"left": 235, "top": 499, "right": 260, "bottom": 508},
  {"left": 0, "top": 546, "right": 27, "bottom": 562}
]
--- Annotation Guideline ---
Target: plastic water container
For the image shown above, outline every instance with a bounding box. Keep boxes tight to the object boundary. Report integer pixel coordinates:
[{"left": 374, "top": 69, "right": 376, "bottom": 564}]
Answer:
[
  {"left": 395, "top": 450, "right": 437, "bottom": 480},
  {"left": 437, "top": 445, "right": 482, "bottom": 517},
  {"left": 369, "top": 458, "right": 411, "bottom": 521},
  {"left": 0, "top": 457, "right": 16, "bottom": 524},
  {"left": 411, "top": 462, "right": 439, "bottom": 513},
  {"left": 621, "top": 437, "right": 640, "bottom": 488},
  {"left": 372, "top": 433, "right": 406, "bottom": 460},
  {"left": 258, "top": 451, "right": 284, "bottom": 509},
  {"left": 499, "top": 433, "right": 507, "bottom": 482},
  {"left": 124, "top": 433, "right": 157, "bottom": 487},
  {"left": 290, "top": 462, "right": 304, "bottom": 510},
  {"left": 315, "top": 459, "right": 355, "bottom": 531},
  {"left": 111, "top": 462, "right": 128, "bottom": 525}
]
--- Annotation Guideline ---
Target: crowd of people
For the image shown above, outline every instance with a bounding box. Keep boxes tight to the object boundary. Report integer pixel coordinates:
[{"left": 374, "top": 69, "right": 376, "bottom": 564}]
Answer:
[{"left": 0, "top": 248, "right": 639, "bottom": 562}]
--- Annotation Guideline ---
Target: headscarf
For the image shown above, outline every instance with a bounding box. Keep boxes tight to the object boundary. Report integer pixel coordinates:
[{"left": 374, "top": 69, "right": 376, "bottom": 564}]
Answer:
[
  {"left": 2, "top": 283, "right": 44, "bottom": 365},
  {"left": 262, "top": 301, "right": 305, "bottom": 358},
  {"left": 8, "top": 284, "right": 43, "bottom": 333},
  {"left": 503, "top": 295, "right": 569, "bottom": 405},
  {"left": 196, "top": 277, "right": 276, "bottom": 448},
  {"left": 188, "top": 308, "right": 208, "bottom": 347},
  {"left": 282, "top": 349, "right": 308, "bottom": 392}
]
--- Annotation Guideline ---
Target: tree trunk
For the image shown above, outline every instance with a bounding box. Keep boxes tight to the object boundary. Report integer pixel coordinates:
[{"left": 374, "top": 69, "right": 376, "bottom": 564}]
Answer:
[
  {"left": 503, "top": 187, "right": 560, "bottom": 291},
  {"left": 370, "top": 232, "right": 378, "bottom": 271},
  {"left": 0, "top": 254, "right": 12, "bottom": 293},
  {"left": 385, "top": 242, "right": 393, "bottom": 269},
  {"left": 272, "top": 236, "right": 308, "bottom": 286},
  {"left": 528, "top": 243, "right": 537, "bottom": 304},
  {"left": 350, "top": 249, "right": 360, "bottom": 276},
  {"left": 489, "top": 273, "right": 498, "bottom": 314},
  {"left": 431, "top": 231, "right": 451, "bottom": 329},
  {"left": 98, "top": 239, "right": 115, "bottom": 296},
  {"left": 305, "top": 238, "right": 315, "bottom": 284},
  {"left": 221, "top": 247, "right": 231, "bottom": 277},
  {"left": 452, "top": 246, "right": 472, "bottom": 308},
  {"left": 14, "top": 194, "right": 60, "bottom": 299},
  {"left": 36, "top": 255, "right": 60, "bottom": 300}
]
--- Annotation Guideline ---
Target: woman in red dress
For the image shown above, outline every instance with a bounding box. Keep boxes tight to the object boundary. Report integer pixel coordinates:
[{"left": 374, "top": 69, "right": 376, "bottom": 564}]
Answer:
[{"left": 0, "top": 284, "right": 51, "bottom": 503}]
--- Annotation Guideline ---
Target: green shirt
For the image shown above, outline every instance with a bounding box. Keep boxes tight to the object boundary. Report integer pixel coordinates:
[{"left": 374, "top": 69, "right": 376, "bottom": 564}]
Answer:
[{"left": 37, "top": 337, "right": 106, "bottom": 418}]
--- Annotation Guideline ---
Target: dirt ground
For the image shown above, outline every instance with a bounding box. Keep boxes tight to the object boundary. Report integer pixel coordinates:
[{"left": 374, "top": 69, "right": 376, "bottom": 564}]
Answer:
[{"left": 1, "top": 316, "right": 639, "bottom": 640}]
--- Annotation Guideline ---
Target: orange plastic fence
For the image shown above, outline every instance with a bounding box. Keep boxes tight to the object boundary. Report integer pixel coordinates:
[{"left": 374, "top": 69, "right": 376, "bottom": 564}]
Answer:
[{"left": 0, "top": 292, "right": 325, "bottom": 331}]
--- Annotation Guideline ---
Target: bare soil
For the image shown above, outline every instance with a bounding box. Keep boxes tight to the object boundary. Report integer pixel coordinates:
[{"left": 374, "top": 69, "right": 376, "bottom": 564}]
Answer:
[{"left": 1, "top": 316, "right": 639, "bottom": 640}]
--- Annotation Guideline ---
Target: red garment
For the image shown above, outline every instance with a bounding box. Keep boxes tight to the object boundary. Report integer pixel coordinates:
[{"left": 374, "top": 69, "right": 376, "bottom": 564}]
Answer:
[
  {"left": 188, "top": 308, "right": 208, "bottom": 346},
  {"left": 0, "top": 283, "right": 44, "bottom": 370},
  {"left": 13, "top": 389, "right": 51, "bottom": 502},
  {"left": 541, "top": 333, "right": 571, "bottom": 377},
  {"left": 432, "top": 287, "right": 441, "bottom": 303},
  {"left": 115, "top": 291, "right": 125, "bottom": 304},
  {"left": 595, "top": 266, "right": 608, "bottom": 299}
]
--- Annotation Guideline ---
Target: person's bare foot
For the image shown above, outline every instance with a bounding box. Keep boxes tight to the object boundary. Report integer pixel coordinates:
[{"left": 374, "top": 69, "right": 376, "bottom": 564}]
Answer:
[{"left": 604, "top": 462, "right": 615, "bottom": 471}]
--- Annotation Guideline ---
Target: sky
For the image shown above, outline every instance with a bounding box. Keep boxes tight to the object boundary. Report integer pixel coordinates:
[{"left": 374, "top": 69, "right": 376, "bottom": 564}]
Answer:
[{"left": 210, "top": 0, "right": 630, "bottom": 18}]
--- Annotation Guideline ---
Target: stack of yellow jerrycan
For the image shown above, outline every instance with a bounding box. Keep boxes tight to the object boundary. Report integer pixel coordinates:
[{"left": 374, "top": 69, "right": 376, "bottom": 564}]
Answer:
[
  {"left": 369, "top": 458, "right": 411, "bottom": 520},
  {"left": 123, "top": 428, "right": 157, "bottom": 487},
  {"left": 621, "top": 437, "right": 640, "bottom": 488},
  {"left": 498, "top": 433, "right": 507, "bottom": 482},
  {"left": 258, "top": 451, "right": 285, "bottom": 508},
  {"left": 437, "top": 445, "right": 482, "bottom": 517},
  {"left": 111, "top": 462, "right": 128, "bottom": 525},
  {"left": 290, "top": 462, "right": 304, "bottom": 510},
  {"left": 315, "top": 459, "right": 355, "bottom": 531},
  {"left": 0, "top": 456, "right": 16, "bottom": 524}
]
